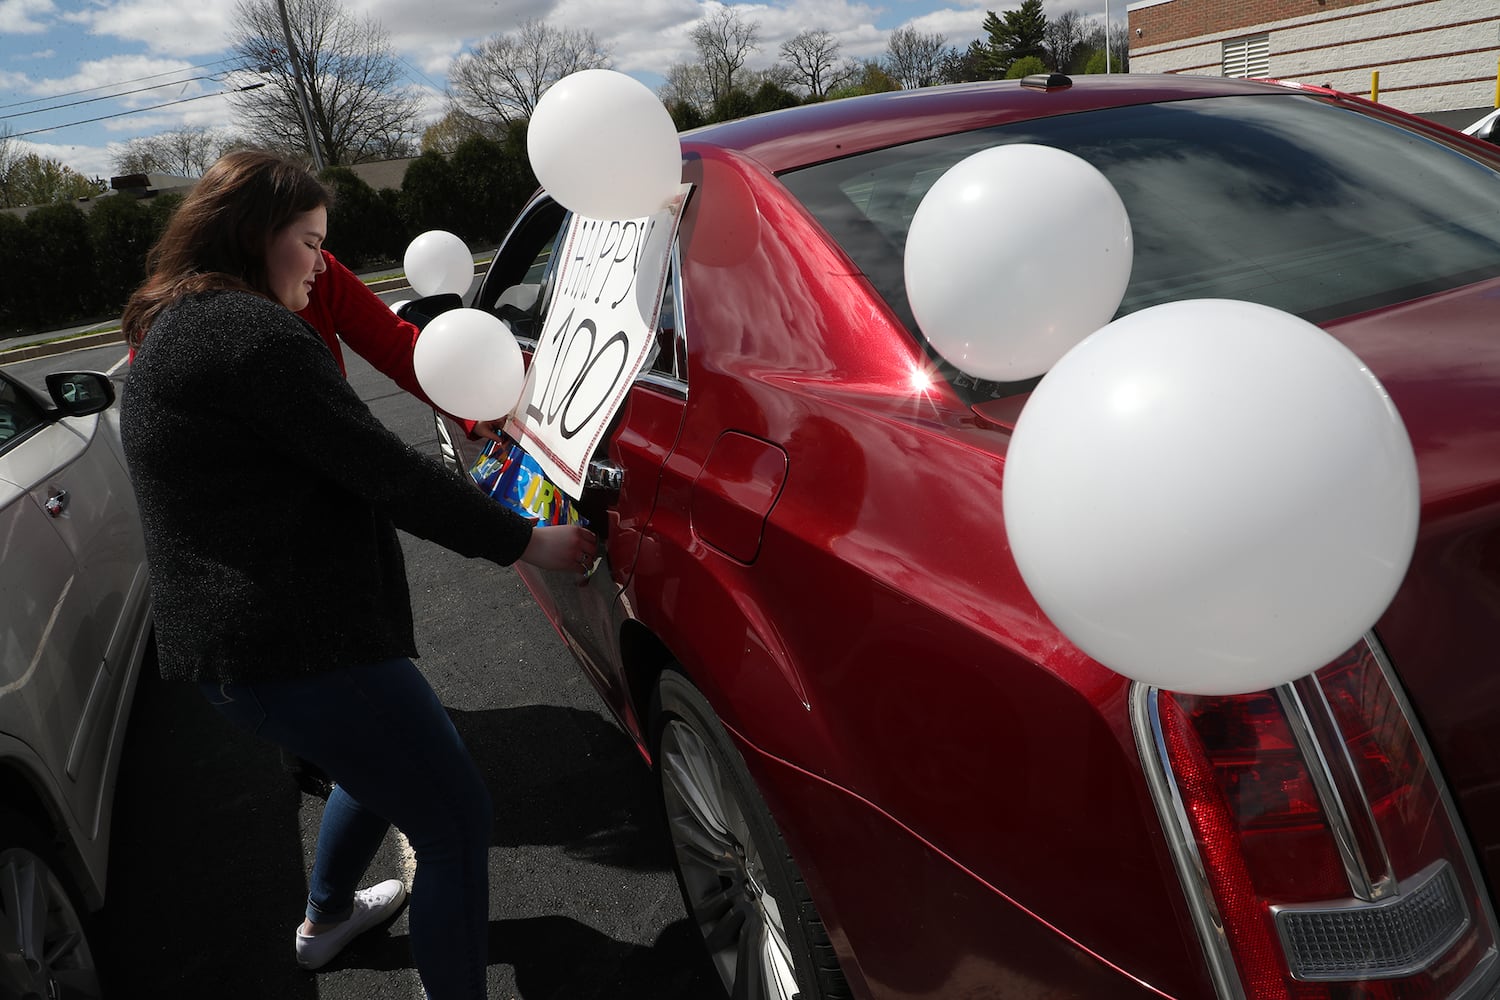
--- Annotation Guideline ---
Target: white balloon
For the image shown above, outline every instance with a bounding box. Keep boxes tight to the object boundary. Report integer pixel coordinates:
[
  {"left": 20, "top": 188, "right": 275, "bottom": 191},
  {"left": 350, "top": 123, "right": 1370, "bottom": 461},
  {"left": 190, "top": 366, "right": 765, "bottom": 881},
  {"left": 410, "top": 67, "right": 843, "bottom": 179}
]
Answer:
[
  {"left": 388, "top": 299, "right": 411, "bottom": 316},
  {"left": 904, "top": 144, "right": 1132, "bottom": 382},
  {"left": 404, "top": 230, "right": 475, "bottom": 298},
  {"left": 527, "top": 69, "right": 681, "bottom": 221},
  {"left": 1001, "top": 299, "right": 1419, "bottom": 696},
  {"left": 412, "top": 308, "right": 525, "bottom": 421}
]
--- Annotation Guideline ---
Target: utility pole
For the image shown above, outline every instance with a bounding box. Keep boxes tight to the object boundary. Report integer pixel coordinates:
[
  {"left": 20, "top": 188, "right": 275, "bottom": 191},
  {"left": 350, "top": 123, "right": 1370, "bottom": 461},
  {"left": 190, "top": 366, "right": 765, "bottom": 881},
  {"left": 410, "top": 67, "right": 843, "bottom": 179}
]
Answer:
[
  {"left": 1105, "top": 0, "right": 1112, "bottom": 74},
  {"left": 275, "top": 0, "right": 325, "bottom": 171}
]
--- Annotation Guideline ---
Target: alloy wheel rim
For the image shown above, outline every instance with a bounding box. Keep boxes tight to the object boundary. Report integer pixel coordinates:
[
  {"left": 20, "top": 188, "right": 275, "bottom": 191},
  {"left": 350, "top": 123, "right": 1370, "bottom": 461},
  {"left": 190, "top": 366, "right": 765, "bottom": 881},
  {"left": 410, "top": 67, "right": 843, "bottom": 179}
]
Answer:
[
  {"left": 434, "top": 414, "right": 460, "bottom": 473},
  {"left": 0, "top": 848, "right": 99, "bottom": 1000},
  {"left": 660, "top": 718, "right": 799, "bottom": 1000}
]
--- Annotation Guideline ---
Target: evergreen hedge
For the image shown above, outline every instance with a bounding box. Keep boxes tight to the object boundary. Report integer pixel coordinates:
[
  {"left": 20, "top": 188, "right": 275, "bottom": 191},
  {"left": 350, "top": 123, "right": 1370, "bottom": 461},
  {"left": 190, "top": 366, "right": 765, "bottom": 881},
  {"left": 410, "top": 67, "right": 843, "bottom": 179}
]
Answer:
[{"left": 5, "top": 139, "right": 541, "bottom": 338}]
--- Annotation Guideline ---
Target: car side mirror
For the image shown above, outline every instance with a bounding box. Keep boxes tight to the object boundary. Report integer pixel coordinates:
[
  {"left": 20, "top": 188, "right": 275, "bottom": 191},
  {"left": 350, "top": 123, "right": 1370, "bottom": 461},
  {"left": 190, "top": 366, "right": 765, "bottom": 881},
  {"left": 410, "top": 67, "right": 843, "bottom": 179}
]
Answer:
[
  {"left": 45, "top": 372, "right": 115, "bottom": 417},
  {"left": 397, "top": 293, "right": 464, "bottom": 329}
]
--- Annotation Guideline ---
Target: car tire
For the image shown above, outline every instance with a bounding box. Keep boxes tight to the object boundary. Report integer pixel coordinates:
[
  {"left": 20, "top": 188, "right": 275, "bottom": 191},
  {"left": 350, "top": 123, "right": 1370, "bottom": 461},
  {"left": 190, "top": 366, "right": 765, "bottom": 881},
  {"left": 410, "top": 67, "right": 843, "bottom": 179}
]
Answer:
[
  {"left": 0, "top": 810, "right": 102, "bottom": 999},
  {"left": 434, "top": 412, "right": 463, "bottom": 476},
  {"left": 651, "top": 670, "right": 851, "bottom": 1000}
]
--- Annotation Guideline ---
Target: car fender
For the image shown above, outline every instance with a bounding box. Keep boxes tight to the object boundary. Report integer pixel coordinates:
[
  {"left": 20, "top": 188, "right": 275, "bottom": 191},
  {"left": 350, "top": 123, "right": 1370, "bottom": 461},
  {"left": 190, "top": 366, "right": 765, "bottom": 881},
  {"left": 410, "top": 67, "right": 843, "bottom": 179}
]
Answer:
[{"left": 0, "top": 732, "right": 106, "bottom": 908}]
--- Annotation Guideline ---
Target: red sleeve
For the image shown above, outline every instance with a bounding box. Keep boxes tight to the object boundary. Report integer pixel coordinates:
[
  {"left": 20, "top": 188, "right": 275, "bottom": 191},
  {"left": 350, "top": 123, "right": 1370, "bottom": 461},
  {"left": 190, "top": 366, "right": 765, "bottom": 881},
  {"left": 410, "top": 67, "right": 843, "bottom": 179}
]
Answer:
[{"left": 300, "top": 251, "right": 480, "bottom": 436}]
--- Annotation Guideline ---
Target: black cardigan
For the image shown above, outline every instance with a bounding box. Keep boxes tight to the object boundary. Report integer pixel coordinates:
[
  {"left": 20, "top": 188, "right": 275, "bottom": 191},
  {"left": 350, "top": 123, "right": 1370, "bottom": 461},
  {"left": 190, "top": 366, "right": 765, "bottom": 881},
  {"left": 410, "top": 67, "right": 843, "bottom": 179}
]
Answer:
[{"left": 122, "top": 289, "right": 535, "bottom": 683}]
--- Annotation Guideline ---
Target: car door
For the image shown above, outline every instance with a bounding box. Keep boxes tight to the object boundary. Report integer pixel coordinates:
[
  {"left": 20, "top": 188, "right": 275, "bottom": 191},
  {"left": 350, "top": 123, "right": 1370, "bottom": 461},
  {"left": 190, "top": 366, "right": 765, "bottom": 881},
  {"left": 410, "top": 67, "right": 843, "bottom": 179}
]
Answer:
[
  {"left": 33, "top": 387, "right": 149, "bottom": 686},
  {"left": 0, "top": 372, "right": 111, "bottom": 831},
  {"left": 473, "top": 197, "right": 688, "bottom": 735}
]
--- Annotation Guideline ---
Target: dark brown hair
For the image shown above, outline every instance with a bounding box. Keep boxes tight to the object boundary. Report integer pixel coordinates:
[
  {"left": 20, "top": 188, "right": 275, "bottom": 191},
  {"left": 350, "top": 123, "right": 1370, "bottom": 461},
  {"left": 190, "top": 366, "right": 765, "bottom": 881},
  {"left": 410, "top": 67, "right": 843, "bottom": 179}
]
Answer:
[{"left": 122, "top": 149, "right": 330, "bottom": 348}]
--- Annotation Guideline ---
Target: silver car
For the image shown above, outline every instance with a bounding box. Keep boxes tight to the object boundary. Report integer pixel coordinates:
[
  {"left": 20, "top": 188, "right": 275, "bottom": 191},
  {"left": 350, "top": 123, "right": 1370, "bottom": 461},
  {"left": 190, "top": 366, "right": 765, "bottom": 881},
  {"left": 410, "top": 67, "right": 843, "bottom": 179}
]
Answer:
[
  {"left": 1463, "top": 106, "right": 1500, "bottom": 142},
  {"left": 0, "top": 366, "right": 153, "bottom": 996}
]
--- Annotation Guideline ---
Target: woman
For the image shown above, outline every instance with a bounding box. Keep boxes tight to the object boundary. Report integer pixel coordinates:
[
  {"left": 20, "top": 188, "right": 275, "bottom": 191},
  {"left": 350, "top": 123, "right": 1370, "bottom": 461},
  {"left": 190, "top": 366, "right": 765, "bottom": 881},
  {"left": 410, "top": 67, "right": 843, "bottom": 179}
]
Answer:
[{"left": 120, "top": 149, "right": 595, "bottom": 998}]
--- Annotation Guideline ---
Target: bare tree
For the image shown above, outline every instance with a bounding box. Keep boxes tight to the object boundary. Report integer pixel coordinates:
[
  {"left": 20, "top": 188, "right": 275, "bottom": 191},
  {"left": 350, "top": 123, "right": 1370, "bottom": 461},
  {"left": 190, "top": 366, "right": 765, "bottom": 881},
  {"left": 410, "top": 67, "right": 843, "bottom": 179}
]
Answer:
[
  {"left": 113, "top": 127, "right": 236, "bottom": 178},
  {"left": 448, "top": 20, "right": 611, "bottom": 129},
  {"left": 780, "top": 28, "right": 850, "bottom": 99},
  {"left": 228, "top": 0, "right": 420, "bottom": 166},
  {"left": 884, "top": 25, "right": 947, "bottom": 90},
  {"left": 744, "top": 64, "right": 800, "bottom": 93},
  {"left": 658, "top": 62, "right": 715, "bottom": 119},
  {"left": 1107, "top": 21, "right": 1132, "bottom": 72},
  {"left": 690, "top": 7, "right": 761, "bottom": 107},
  {"left": 1044, "top": 9, "right": 1090, "bottom": 73}
]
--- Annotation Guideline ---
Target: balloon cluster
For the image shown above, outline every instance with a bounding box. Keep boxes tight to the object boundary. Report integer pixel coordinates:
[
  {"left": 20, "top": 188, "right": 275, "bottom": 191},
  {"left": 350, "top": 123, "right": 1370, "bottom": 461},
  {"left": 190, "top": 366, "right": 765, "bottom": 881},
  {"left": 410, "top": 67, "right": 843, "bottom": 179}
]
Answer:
[
  {"left": 402, "top": 66, "right": 683, "bottom": 429},
  {"left": 402, "top": 229, "right": 524, "bottom": 422},
  {"left": 904, "top": 145, "right": 1420, "bottom": 696}
]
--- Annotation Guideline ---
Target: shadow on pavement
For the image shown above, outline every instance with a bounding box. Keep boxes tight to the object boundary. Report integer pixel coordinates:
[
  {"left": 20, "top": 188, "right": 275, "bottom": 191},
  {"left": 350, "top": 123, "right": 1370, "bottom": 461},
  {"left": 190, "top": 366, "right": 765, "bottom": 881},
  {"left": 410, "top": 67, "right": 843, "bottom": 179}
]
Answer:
[
  {"left": 497, "top": 915, "right": 721, "bottom": 999},
  {"left": 332, "top": 916, "right": 720, "bottom": 999},
  {"left": 450, "top": 703, "right": 673, "bottom": 872},
  {"left": 97, "top": 659, "right": 718, "bottom": 999},
  {"left": 98, "top": 654, "right": 320, "bottom": 998}
]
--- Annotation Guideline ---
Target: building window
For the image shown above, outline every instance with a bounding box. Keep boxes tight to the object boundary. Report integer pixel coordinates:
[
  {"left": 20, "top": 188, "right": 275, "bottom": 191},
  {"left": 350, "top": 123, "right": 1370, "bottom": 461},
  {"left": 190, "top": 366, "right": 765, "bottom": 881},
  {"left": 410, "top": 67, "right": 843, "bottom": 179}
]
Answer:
[{"left": 1223, "top": 34, "right": 1270, "bottom": 78}]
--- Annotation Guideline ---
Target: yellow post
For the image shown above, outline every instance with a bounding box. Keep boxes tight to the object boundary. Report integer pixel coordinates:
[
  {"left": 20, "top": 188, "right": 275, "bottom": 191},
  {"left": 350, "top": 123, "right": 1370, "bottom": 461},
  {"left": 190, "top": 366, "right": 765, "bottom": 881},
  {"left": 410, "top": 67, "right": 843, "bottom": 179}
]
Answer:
[
  {"left": 1371, "top": 70, "right": 1379, "bottom": 103},
  {"left": 1494, "top": 57, "right": 1499, "bottom": 107}
]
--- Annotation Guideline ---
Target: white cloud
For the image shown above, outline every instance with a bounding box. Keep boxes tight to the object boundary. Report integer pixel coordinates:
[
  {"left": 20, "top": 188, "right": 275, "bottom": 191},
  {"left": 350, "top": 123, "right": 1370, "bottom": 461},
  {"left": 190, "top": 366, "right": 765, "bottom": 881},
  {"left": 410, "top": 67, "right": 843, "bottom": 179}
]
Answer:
[
  {"left": 0, "top": 0, "right": 58, "bottom": 34},
  {"left": 26, "top": 54, "right": 220, "bottom": 102},
  {"left": 73, "top": 0, "right": 236, "bottom": 58}
]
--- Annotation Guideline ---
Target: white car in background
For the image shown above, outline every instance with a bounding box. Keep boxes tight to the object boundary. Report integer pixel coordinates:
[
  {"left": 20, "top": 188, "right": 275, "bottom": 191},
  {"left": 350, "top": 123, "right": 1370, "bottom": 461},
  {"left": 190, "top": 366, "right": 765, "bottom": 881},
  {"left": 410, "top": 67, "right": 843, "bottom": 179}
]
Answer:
[
  {"left": 0, "top": 366, "right": 153, "bottom": 996},
  {"left": 1463, "top": 106, "right": 1500, "bottom": 142}
]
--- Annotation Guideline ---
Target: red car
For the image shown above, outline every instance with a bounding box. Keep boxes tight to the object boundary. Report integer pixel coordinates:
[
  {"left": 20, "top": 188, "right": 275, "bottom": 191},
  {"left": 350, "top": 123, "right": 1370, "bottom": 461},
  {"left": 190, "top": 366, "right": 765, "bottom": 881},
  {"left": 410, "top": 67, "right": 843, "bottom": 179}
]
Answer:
[{"left": 433, "top": 74, "right": 1500, "bottom": 1000}]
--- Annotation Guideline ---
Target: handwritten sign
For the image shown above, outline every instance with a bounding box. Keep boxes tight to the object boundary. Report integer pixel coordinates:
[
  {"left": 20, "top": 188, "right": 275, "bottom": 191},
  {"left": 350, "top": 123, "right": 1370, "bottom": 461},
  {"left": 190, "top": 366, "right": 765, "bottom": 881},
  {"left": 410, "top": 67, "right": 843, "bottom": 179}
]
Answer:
[{"left": 504, "top": 185, "right": 688, "bottom": 498}]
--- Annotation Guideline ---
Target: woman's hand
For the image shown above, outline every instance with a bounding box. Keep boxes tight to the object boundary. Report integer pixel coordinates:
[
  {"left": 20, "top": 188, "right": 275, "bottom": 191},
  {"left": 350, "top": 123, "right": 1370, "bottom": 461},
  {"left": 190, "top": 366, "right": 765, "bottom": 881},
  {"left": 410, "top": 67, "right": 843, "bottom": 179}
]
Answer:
[
  {"left": 471, "top": 419, "right": 506, "bottom": 443},
  {"left": 520, "top": 523, "right": 599, "bottom": 574}
]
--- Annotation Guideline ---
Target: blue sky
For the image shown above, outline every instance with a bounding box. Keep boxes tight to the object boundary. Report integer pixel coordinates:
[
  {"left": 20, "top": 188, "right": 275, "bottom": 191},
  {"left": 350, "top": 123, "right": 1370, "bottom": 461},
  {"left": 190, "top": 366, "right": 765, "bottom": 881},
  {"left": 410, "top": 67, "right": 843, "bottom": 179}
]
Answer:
[{"left": 0, "top": 0, "right": 1118, "bottom": 180}]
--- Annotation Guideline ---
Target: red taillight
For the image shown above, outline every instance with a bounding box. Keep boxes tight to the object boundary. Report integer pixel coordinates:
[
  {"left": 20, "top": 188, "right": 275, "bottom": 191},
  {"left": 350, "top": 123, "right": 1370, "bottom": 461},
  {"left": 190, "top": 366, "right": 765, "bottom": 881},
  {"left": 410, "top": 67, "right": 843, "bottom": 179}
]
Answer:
[{"left": 1145, "top": 641, "right": 1498, "bottom": 1000}]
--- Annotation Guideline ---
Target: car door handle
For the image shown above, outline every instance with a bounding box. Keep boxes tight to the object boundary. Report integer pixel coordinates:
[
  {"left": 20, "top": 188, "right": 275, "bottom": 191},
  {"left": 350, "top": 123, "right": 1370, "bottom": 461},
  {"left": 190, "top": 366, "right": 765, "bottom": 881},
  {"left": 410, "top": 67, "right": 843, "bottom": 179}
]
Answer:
[
  {"left": 587, "top": 459, "right": 623, "bottom": 492},
  {"left": 45, "top": 488, "right": 69, "bottom": 517}
]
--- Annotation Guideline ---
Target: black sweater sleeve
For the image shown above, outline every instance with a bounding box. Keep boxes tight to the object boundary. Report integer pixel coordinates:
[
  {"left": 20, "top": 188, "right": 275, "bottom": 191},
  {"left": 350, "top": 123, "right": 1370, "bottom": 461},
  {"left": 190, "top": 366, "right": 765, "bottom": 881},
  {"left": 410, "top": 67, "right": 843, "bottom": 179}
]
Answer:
[
  {"left": 133, "top": 291, "right": 536, "bottom": 566},
  {"left": 240, "top": 294, "right": 536, "bottom": 564}
]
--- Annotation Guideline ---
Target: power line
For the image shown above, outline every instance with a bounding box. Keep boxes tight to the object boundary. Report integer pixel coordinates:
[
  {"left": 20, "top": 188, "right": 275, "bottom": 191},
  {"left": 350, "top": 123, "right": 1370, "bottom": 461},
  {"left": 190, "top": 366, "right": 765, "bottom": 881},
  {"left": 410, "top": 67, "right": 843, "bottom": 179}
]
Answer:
[
  {"left": 8, "top": 84, "right": 266, "bottom": 140},
  {"left": 397, "top": 55, "right": 444, "bottom": 93},
  {"left": 1, "top": 74, "right": 229, "bottom": 121},
  {"left": 0, "top": 57, "right": 244, "bottom": 111}
]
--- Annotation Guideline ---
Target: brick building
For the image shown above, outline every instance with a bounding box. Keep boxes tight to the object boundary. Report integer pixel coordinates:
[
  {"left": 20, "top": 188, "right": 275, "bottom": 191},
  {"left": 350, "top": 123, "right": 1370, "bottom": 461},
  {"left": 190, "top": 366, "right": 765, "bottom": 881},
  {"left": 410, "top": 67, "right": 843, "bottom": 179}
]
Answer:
[{"left": 1126, "top": 0, "right": 1499, "bottom": 121}]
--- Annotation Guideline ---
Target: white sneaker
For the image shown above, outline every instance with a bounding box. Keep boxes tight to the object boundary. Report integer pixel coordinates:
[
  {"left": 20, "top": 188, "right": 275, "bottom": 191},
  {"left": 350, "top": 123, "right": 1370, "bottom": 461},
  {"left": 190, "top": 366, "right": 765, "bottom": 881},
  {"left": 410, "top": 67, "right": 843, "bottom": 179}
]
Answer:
[{"left": 294, "top": 878, "right": 408, "bottom": 970}]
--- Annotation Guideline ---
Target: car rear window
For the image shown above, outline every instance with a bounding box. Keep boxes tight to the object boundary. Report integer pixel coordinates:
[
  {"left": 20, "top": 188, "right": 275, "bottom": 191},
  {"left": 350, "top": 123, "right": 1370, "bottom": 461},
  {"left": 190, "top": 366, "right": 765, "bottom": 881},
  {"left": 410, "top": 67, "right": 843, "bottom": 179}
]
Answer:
[{"left": 780, "top": 94, "right": 1500, "bottom": 397}]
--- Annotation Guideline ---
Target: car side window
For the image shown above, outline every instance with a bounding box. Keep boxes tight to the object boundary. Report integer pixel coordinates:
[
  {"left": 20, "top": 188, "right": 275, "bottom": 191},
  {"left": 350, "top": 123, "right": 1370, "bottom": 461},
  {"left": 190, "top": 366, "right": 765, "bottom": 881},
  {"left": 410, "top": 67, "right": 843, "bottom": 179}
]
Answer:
[
  {"left": 474, "top": 198, "right": 570, "bottom": 344},
  {"left": 0, "top": 374, "right": 45, "bottom": 449},
  {"left": 643, "top": 256, "right": 686, "bottom": 386}
]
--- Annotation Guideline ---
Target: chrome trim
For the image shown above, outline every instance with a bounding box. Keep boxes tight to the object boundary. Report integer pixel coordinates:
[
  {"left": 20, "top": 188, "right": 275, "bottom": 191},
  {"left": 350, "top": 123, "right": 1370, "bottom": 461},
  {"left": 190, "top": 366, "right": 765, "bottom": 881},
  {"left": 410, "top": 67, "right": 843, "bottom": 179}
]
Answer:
[
  {"left": 634, "top": 371, "right": 689, "bottom": 398},
  {"left": 586, "top": 458, "right": 624, "bottom": 492},
  {"left": 1364, "top": 634, "right": 1500, "bottom": 961},
  {"left": 1277, "top": 677, "right": 1394, "bottom": 901},
  {"left": 1129, "top": 681, "right": 1248, "bottom": 1000},
  {"left": 662, "top": 238, "right": 690, "bottom": 390}
]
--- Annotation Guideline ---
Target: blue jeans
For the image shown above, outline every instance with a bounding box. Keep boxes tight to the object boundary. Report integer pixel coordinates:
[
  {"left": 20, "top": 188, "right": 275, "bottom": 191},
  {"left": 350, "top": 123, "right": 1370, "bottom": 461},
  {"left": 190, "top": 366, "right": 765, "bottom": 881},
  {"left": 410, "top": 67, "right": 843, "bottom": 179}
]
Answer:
[{"left": 201, "top": 658, "right": 491, "bottom": 999}]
